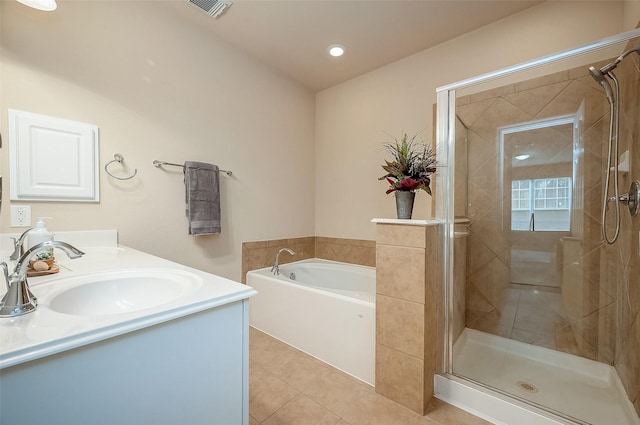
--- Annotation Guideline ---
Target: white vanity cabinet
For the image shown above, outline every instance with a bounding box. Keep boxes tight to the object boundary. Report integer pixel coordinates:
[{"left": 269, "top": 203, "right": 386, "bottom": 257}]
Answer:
[
  {"left": 0, "top": 234, "right": 255, "bottom": 425},
  {"left": 0, "top": 299, "right": 250, "bottom": 425}
]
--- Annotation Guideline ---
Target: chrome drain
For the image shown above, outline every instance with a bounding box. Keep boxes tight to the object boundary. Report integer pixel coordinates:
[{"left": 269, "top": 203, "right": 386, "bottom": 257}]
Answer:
[{"left": 516, "top": 381, "right": 539, "bottom": 393}]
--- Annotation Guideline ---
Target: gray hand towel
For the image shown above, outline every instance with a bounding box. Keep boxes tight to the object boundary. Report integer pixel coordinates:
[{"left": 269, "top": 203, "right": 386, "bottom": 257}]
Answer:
[{"left": 184, "top": 161, "right": 221, "bottom": 235}]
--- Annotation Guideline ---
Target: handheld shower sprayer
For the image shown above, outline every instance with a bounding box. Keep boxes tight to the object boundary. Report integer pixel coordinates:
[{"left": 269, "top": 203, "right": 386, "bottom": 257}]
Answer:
[
  {"left": 588, "top": 66, "right": 614, "bottom": 104},
  {"left": 589, "top": 44, "right": 640, "bottom": 244},
  {"left": 589, "top": 44, "right": 640, "bottom": 85},
  {"left": 589, "top": 44, "right": 640, "bottom": 104}
]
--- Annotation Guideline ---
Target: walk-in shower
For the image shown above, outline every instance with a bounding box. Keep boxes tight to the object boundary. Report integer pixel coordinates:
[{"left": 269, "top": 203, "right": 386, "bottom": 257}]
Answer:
[
  {"left": 589, "top": 45, "right": 640, "bottom": 244},
  {"left": 436, "top": 30, "right": 640, "bottom": 425}
]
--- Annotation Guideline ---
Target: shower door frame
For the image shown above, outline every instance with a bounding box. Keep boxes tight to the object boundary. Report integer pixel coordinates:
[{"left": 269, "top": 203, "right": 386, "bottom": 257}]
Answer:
[{"left": 434, "top": 28, "right": 640, "bottom": 425}]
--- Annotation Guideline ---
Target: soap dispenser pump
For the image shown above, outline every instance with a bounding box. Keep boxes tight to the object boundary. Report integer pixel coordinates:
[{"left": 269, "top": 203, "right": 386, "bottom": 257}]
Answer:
[{"left": 27, "top": 217, "right": 54, "bottom": 251}]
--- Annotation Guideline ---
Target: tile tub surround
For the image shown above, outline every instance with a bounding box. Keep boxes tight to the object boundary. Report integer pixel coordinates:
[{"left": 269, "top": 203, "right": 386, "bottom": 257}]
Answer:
[
  {"left": 315, "top": 237, "right": 376, "bottom": 267},
  {"left": 242, "top": 236, "right": 375, "bottom": 283},
  {"left": 373, "top": 219, "right": 443, "bottom": 415}
]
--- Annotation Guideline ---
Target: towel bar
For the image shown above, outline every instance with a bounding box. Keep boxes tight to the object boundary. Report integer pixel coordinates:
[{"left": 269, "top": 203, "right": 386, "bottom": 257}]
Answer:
[{"left": 153, "top": 160, "right": 232, "bottom": 176}]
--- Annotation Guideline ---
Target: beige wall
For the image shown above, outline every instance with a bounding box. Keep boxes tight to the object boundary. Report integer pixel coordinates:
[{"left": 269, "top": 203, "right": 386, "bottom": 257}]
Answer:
[
  {"left": 0, "top": 1, "right": 316, "bottom": 282},
  {"left": 1, "top": 1, "right": 637, "bottom": 282},
  {"left": 315, "top": 1, "right": 626, "bottom": 241},
  {"left": 624, "top": 0, "right": 640, "bottom": 31}
]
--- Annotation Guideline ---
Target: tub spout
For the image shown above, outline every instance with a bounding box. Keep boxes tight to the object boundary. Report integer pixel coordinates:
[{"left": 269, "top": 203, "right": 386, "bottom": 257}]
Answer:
[
  {"left": 0, "top": 240, "right": 85, "bottom": 318},
  {"left": 271, "top": 248, "right": 296, "bottom": 275}
]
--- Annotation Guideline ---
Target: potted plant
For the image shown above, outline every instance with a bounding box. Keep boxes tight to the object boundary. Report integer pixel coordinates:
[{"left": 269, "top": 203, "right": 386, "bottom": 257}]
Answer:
[{"left": 379, "top": 133, "right": 436, "bottom": 219}]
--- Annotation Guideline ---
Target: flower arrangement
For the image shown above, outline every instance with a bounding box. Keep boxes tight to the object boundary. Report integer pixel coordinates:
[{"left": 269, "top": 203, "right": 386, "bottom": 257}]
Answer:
[{"left": 379, "top": 133, "right": 436, "bottom": 195}]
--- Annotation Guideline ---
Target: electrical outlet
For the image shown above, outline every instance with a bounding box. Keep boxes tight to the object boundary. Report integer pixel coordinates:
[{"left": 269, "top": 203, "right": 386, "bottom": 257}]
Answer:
[{"left": 10, "top": 205, "right": 31, "bottom": 227}]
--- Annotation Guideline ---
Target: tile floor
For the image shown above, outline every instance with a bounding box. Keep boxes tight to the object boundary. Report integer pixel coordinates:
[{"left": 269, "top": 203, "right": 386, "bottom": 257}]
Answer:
[{"left": 249, "top": 327, "right": 491, "bottom": 425}]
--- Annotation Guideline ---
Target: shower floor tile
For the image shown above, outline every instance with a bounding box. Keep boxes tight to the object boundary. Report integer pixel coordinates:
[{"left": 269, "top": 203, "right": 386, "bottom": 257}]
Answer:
[
  {"left": 249, "top": 327, "right": 491, "bottom": 425},
  {"left": 453, "top": 328, "right": 639, "bottom": 425}
]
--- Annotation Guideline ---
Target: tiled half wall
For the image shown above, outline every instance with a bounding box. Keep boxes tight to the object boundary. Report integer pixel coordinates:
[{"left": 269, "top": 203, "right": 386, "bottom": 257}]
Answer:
[{"left": 241, "top": 236, "right": 376, "bottom": 283}]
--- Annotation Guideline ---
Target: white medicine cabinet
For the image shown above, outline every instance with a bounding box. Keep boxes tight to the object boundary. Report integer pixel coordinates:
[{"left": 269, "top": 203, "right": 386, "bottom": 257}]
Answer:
[{"left": 9, "top": 109, "right": 99, "bottom": 202}]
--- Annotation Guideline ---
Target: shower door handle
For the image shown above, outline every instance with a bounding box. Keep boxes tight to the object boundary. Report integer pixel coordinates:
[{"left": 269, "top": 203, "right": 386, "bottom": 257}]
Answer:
[{"left": 529, "top": 212, "right": 535, "bottom": 231}]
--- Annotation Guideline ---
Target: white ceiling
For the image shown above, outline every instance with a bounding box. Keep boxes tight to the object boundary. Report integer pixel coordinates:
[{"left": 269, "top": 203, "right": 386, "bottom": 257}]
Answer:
[{"left": 169, "top": 0, "right": 543, "bottom": 91}]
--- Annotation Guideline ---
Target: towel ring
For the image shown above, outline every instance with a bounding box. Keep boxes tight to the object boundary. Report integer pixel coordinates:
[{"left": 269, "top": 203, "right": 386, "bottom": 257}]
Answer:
[{"left": 105, "top": 153, "right": 138, "bottom": 180}]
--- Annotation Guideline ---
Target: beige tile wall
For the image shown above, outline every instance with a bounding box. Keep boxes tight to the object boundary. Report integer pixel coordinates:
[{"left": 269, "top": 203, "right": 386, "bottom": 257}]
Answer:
[
  {"left": 610, "top": 39, "right": 640, "bottom": 415},
  {"left": 241, "top": 236, "right": 375, "bottom": 283},
  {"left": 241, "top": 237, "right": 315, "bottom": 283},
  {"left": 315, "top": 237, "right": 376, "bottom": 267},
  {"left": 458, "top": 61, "right": 611, "bottom": 353},
  {"left": 374, "top": 222, "right": 442, "bottom": 415},
  {"left": 453, "top": 222, "right": 469, "bottom": 344}
]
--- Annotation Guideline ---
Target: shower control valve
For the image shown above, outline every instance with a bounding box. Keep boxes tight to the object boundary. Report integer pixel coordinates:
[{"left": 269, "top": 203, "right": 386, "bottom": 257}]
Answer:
[{"left": 618, "top": 180, "right": 640, "bottom": 217}]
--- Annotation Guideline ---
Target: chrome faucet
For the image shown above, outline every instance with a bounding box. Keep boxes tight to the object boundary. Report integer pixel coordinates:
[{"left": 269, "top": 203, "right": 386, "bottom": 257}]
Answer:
[
  {"left": 271, "top": 248, "right": 295, "bottom": 275},
  {"left": 0, "top": 240, "right": 85, "bottom": 318},
  {"left": 9, "top": 227, "right": 33, "bottom": 261}
]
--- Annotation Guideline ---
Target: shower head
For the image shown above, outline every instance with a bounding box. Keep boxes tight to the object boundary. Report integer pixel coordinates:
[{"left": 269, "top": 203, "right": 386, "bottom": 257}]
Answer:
[
  {"left": 589, "top": 44, "right": 640, "bottom": 104},
  {"left": 589, "top": 66, "right": 615, "bottom": 105}
]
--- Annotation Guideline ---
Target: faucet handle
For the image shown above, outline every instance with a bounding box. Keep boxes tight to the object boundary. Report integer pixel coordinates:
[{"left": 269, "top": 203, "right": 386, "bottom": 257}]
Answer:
[
  {"left": 9, "top": 228, "right": 33, "bottom": 261},
  {"left": 1, "top": 263, "right": 9, "bottom": 292},
  {"left": 9, "top": 237, "right": 20, "bottom": 261}
]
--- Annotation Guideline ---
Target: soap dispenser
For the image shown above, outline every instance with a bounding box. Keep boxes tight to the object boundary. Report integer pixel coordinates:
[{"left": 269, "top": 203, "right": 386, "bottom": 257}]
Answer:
[{"left": 27, "top": 217, "right": 54, "bottom": 255}]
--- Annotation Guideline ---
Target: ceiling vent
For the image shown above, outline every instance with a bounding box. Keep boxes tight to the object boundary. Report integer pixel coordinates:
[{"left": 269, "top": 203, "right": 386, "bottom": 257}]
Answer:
[{"left": 188, "top": 0, "right": 232, "bottom": 18}]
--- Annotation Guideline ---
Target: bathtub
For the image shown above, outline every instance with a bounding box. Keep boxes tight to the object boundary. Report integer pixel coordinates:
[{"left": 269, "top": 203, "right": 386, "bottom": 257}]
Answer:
[{"left": 246, "top": 258, "right": 375, "bottom": 385}]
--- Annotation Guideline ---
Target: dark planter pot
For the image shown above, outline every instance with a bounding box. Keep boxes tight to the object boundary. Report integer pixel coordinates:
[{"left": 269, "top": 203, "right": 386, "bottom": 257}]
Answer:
[{"left": 395, "top": 191, "right": 415, "bottom": 219}]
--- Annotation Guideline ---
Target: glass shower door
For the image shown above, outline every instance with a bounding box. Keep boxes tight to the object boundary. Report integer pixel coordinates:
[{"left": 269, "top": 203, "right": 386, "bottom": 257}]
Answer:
[{"left": 441, "top": 31, "right": 640, "bottom": 425}]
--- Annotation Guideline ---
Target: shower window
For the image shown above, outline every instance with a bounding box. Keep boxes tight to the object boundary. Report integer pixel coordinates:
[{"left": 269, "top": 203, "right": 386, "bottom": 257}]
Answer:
[
  {"left": 534, "top": 177, "right": 571, "bottom": 210},
  {"left": 511, "top": 177, "right": 572, "bottom": 231},
  {"left": 511, "top": 180, "right": 531, "bottom": 210}
]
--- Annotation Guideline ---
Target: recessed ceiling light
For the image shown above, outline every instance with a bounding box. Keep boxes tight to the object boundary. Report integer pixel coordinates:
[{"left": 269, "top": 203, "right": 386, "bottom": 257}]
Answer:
[
  {"left": 515, "top": 154, "right": 530, "bottom": 161},
  {"left": 328, "top": 44, "right": 346, "bottom": 57},
  {"left": 16, "top": 0, "right": 57, "bottom": 11}
]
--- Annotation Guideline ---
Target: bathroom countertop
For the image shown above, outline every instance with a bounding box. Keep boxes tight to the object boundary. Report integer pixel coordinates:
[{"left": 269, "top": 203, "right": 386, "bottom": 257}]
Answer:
[{"left": 0, "top": 242, "right": 256, "bottom": 369}]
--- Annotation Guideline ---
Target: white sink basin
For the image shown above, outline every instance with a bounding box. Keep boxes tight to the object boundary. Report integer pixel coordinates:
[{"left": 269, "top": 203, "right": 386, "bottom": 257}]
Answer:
[{"left": 47, "top": 269, "right": 202, "bottom": 316}]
